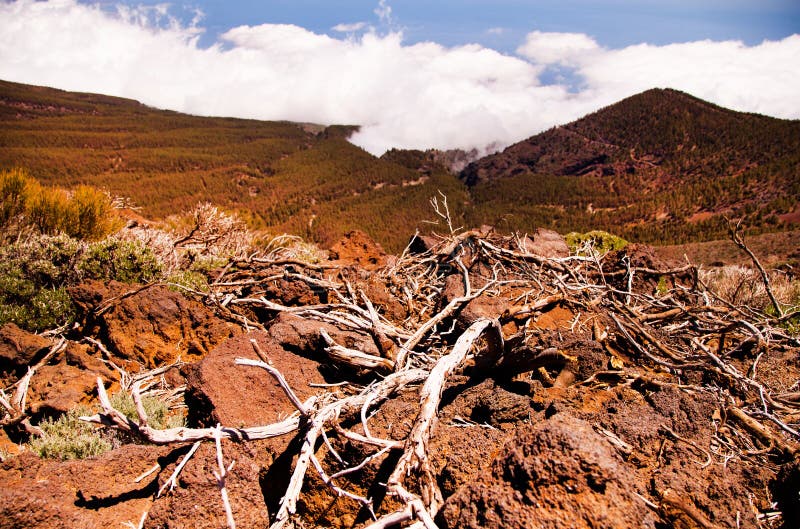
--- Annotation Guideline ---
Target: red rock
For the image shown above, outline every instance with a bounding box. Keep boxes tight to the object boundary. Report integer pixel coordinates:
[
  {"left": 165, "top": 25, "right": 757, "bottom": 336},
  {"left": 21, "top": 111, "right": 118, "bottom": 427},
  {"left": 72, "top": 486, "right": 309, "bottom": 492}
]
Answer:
[
  {"left": 408, "top": 233, "right": 441, "bottom": 254},
  {"left": 145, "top": 441, "right": 276, "bottom": 529},
  {"left": 267, "top": 312, "right": 382, "bottom": 359},
  {"left": 263, "top": 276, "right": 326, "bottom": 306},
  {"left": 28, "top": 342, "right": 116, "bottom": 416},
  {"left": 0, "top": 445, "right": 169, "bottom": 529},
  {"left": 437, "top": 415, "right": 652, "bottom": 529},
  {"left": 328, "top": 230, "right": 387, "bottom": 270},
  {"left": 0, "top": 323, "right": 51, "bottom": 382},
  {"left": 520, "top": 228, "right": 570, "bottom": 258},
  {"left": 184, "top": 330, "right": 325, "bottom": 428},
  {"left": 70, "top": 280, "right": 236, "bottom": 368}
]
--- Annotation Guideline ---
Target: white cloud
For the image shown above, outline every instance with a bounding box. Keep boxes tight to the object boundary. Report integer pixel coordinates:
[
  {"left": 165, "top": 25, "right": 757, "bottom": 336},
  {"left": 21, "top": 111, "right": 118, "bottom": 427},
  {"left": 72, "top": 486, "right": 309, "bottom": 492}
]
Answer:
[
  {"left": 332, "top": 22, "right": 367, "bottom": 33},
  {"left": 486, "top": 27, "right": 507, "bottom": 36},
  {"left": 0, "top": 0, "right": 798, "bottom": 156},
  {"left": 517, "top": 31, "right": 601, "bottom": 65}
]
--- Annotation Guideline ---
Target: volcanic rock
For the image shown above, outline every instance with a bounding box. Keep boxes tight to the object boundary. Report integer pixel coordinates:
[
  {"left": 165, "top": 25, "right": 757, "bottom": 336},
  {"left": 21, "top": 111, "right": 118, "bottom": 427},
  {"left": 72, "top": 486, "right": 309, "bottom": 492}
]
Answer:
[
  {"left": 520, "top": 228, "right": 570, "bottom": 258},
  {"left": 328, "top": 230, "right": 388, "bottom": 270},
  {"left": 184, "top": 331, "right": 325, "bottom": 428},
  {"left": 27, "top": 341, "right": 116, "bottom": 416},
  {"left": 437, "top": 415, "right": 655, "bottom": 529},
  {"left": 0, "top": 444, "right": 169, "bottom": 529},
  {"left": 0, "top": 323, "right": 51, "bottom": 382},
  {"left": 70, "top": 280, "right": 236, "bottom": 369}
]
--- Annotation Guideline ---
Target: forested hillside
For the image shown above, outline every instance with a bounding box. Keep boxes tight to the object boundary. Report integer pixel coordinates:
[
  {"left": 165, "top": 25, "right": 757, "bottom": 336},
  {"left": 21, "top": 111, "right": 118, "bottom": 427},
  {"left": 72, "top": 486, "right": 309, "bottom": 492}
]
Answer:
[
  {"left": 461, "top": 88, "right": 800, "bottom": 244},
  {"left": 0, "top": 80, "right": 467, "bottom": 252},
  {"left": 2, "top": 81, "right": 798, "bottom": 251}
]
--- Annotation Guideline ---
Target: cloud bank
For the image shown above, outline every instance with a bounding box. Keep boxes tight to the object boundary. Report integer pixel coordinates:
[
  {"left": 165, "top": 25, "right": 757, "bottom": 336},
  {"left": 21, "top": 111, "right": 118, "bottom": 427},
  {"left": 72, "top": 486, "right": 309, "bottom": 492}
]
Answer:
[{"left": 1, "top": 1, "right": 798, "bottom": 155}]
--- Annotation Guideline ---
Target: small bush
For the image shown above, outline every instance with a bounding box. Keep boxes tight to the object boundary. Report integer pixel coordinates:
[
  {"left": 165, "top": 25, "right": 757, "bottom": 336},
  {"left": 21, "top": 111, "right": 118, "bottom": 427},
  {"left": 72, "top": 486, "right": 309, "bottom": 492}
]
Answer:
[
  {"left": 0, "top": 167, "right": 32, "bottom": 228},
  {"left": 109, "top": 391, "right": 184, "bottom": 431},
  {"left": 26, "top": 184, "right": 73, "bottom": 237},
  {"left": 0, "top": 168, "right": 120, "bottom": 241},
  {"left": 79, "top": 238, "right": 162, "bottom": 284},
  {"left": 256, "top": 233, "right": 326, "bottom": 264},
  {"left": 0, "top": 233, "right": 82, "bottom": 332},
  {"left": 701, "top": 266, "right": 800, "bottom": 321},
  {"left": 28, "top": 406, "right": 112, "bottom": 460},
  {"left": 69, "top": 185, "right": 123, "bottom": 241},
  {"left": 171, "top": 202, "right": 250, "bottom": 258},
  {"left": 566, "top": 230, "right": 629, "bottom": 255},
  {"left": 166, "top": 269, "right": 210, "bottom": 293},
  {"left": 28, "top": 392, "right": 184, "bottom": 459}
]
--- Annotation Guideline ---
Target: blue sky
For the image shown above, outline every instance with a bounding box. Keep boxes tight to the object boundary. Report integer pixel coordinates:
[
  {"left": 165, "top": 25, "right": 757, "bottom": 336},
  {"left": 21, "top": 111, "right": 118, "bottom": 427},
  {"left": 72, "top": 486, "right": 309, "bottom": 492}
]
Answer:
[
  {"left": 97, "top": 0, "right": 800, "bottom": 50},
  {"left": 1, "top": 1, "right": 799, "bottom": 153}
]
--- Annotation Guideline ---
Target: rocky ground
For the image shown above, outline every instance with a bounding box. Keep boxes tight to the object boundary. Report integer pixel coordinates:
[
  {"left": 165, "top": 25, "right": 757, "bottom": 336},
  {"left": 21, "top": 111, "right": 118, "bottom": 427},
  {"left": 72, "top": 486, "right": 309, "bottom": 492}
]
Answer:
[{"left": 1, "top": 228, "right": 799, "bottom": 529}]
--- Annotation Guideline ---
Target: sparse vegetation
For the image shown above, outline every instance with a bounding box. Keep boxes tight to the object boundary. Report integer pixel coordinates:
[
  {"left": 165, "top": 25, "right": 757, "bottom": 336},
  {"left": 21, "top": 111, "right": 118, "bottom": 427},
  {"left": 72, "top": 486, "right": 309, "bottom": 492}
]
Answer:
[
  {"left": 79, "top": 237, "right": 162, "bottom": 284},
  {"left": 566, "top": 230, "right": 629, "bottom": 255},
  {"left": 27, "top": 390, "right": 185, "bottom": 460},
  {"left": 701, "top": 265, "right": 800, "bottom": 316},
  {"left": 0, "top": 233, "right": 82, "bottom": 332},
  {"left": 166, "top": 269, "right": 210, "bottom": 293},
  {"left": 108, "top": 391, "right": 185, "bottom": 432},
  {"left": 28, "top": 406, "right": 112, "bottom": 460}
]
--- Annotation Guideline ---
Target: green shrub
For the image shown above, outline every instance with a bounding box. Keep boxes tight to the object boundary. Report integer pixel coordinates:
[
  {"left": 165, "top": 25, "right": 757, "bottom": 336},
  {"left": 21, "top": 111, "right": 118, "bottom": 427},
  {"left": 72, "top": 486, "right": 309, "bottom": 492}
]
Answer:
[
  {"left": 188, "top": 254, "right": 229, "bottom": 274},
  {"left": 166, "top": 269, "right": 210, "bottom": 293},
  {"left": 68, "top": 185, "right": 123, "bottom": 241},
  {"left": 0, "top": 286, "right": 75, "bottom": 333},
  {"left": 28, "top": 392, "right": 184, "bottom": 459},
  {"left": 79, "top": 238, "right": 162, "bottom": 283},
  {"left": 28, "top": 406, "right": 112, "bottom": 460},
  {"left": 109, "top": 391, "right": 184, "bottom": 431},
  {"left": 0, "top": 233, "right": 82, "bottom": 332},
  {"left": 566, "top": 230, "right": 629, "bottom": 255},
  {"left": 0, "top": 167, "right": 33, "bottom": 228}
]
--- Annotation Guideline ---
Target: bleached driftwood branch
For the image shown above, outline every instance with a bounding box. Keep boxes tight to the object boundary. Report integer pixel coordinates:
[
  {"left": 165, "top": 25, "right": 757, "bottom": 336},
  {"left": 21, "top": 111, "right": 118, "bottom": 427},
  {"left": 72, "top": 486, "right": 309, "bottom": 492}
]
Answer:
[
  {"left": 81, "top": 377, "right": 311, "bottom": 444},
  {"left": 377, "top": 318, "right": 504, "bottom": 525},
  {"left": 212, "top": 425, "right": 237, "bottom": 529}
]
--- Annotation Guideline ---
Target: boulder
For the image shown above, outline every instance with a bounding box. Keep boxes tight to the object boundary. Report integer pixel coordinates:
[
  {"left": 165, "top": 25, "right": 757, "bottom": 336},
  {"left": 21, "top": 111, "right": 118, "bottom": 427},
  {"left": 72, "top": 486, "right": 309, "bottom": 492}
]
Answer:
[
  {"left": 70, "top": 280, "right": 236, "bottom": 369},
  {"left": 0, "top": 323, "right": 51, "bottom": 382},
  {"left": 440, "top": 273, "right": 512, "bottom": 331},
  {"left": 262, "top": 276, "right": 326, "bottom": 306},
  {"left": 267, "top": 312, "right": 382, "bottom": 359},
  {"left": 184, "top": 331, "right": 325, "bottom": 428},
  {"left": 520, "top": 228, "right": 570, "bottom": 258},
  {"left": 328, "top": 230, "right": 387, "bottom": 270},
  {"left": 144, "top": 441, "right": 274, "bottom": 529},
  {"left": 28, "top": 342, "right": 116, "bottom": 416},
  {"left": 407, "top": 233, "right": 441, "bottom": 254},
  {"left": 437, "top": 415, "right": 655, "bottom": 529},
  {"left": 0, "top": 444, "right": 169, "bottom": 529},
  {"left": 362, "top": 276, "right": 407, "bottom": 323}
]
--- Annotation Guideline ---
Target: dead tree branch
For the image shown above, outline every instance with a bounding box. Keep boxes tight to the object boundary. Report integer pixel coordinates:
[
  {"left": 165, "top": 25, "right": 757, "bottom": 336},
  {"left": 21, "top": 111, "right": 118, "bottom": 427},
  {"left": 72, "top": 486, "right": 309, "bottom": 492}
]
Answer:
[{"left": 728, "top": 219, "right": 783, "bottom": 318}]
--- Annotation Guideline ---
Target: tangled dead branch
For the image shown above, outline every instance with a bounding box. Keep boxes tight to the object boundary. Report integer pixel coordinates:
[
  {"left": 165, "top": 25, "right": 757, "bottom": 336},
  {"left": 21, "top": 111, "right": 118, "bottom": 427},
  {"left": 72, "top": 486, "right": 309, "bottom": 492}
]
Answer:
[{"left": 77, "top": 228, "right": 799, "bottom": 528}]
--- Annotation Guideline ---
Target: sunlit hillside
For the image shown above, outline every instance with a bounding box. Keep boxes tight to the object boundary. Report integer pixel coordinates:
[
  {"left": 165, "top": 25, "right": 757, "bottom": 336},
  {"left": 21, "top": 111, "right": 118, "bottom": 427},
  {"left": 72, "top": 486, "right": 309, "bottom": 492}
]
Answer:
[
  {"left": 462, "top": 88, "right": 800, "bottom": 244},
  {"left": 2, "top": 81, "right": 798, "bottom": 255},
  {"left": 0, "top": 80, "right": 467, "bottom": 252}
]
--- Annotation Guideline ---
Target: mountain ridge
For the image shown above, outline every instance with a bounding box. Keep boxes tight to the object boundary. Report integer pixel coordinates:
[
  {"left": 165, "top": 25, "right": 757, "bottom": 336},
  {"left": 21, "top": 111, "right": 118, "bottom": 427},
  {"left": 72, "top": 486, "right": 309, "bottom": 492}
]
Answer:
[
  {"left": 1, "top": 80, "right": 798, "bottom": 251},
  {"left": 0, "top": 79, "right": 468, "bottom": 252},
  {"left": 460, "top": 87, "right": 800, "bottom": 244}
]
